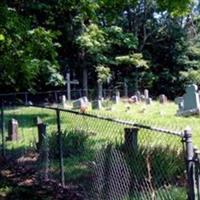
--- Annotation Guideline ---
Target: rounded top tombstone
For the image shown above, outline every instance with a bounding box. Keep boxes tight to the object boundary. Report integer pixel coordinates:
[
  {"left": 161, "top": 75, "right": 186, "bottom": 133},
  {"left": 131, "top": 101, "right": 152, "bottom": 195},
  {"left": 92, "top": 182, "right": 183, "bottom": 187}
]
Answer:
[{"left": 186, "top": 84, "right": 198, "bottom": 93}]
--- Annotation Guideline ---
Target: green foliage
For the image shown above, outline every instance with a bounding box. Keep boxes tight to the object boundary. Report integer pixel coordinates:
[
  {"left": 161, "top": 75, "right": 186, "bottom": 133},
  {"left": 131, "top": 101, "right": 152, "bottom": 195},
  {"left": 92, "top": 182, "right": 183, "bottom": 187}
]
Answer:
[
  {"left": 157, "top": 0, "right": 193, "bottom": 16},
  {"left": 181, "top": 70, "right": 200, "bottom": 85},
  {"left": 116, "top": 53, "right": 149, "bottom": 68},
  {"left": 76, "top": 24, "right": 107, "bottom": 54},
  {"left": 49, "top": 129, "right": 89, "bottom": 158},
  {"left": 0, "top": 6, "right": 64, "bottom": 92},
  {"left": 96, "top": 65, "right": 111, "bottom": 83}
]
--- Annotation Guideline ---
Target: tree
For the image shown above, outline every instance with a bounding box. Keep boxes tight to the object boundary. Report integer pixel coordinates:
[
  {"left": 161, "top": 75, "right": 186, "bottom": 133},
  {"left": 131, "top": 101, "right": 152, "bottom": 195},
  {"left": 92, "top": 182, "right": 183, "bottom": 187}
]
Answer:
[{"left": 0, "top": 5, "right": 63, "bottom": 92}]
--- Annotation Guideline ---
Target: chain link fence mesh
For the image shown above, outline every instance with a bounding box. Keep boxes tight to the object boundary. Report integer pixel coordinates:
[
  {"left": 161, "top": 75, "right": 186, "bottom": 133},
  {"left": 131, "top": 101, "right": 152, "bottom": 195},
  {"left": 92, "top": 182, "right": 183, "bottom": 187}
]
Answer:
[{"left": 1, "top": 105, "right": 187, "bottom": 200}]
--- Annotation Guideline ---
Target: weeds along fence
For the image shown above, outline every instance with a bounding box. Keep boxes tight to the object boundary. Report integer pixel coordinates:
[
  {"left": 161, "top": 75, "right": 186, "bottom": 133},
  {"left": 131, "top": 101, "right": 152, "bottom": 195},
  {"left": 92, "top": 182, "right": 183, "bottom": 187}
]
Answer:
[{"left": 0, "top": 105, "right": 199, "bottom": 199}]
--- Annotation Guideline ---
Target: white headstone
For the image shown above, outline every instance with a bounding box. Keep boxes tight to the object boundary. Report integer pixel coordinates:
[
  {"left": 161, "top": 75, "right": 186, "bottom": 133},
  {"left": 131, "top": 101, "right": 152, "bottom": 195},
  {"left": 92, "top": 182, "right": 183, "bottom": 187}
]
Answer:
[
  {"left": 62, "top": 95, "right": 67, "bottom": 108},
  {"left": 144, "top": 89, "right": 149, "bottom": 100}
]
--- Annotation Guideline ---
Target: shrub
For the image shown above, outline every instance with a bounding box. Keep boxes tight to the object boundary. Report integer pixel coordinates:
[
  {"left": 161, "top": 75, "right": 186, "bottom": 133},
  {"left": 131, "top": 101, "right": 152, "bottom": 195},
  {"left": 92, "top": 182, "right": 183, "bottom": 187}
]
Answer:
[{"left": 48, "top": 129, "right": 89, "bottom": 158}]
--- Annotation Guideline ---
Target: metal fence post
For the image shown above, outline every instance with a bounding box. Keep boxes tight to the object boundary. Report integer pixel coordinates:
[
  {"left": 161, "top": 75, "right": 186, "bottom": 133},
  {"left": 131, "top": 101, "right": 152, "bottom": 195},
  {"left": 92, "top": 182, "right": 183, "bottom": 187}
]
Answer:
[
  {"left": 1, "top": 103, "right": 5, "bottom": 157},
  {"left": 184, "top": 128, "right": 195, "bottom": 200},
  {"left": 194, "top": 147, "right": 200, "bottom": 200},
  {"left": 56, "top": 109, "right": 65, "bottom": 187}
]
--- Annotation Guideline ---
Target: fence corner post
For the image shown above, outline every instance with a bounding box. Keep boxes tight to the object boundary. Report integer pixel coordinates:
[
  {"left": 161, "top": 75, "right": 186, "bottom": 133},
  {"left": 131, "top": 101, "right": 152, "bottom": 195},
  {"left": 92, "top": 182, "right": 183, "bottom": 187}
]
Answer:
[{"left": 184, "top": 127, "right": 195, "bottom": 200}]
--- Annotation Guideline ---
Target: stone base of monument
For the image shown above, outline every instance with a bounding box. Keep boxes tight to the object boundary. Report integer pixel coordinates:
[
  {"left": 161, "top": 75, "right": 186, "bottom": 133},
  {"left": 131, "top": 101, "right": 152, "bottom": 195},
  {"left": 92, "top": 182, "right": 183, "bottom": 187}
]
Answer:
[{"left": 176, "top": 108, "right": 200, "bottom": 116}]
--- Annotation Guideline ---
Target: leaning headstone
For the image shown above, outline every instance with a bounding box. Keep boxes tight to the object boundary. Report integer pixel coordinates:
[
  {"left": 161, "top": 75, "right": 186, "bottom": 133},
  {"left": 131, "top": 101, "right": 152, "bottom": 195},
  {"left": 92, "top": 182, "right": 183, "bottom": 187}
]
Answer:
[
  {"left": 176, "top": 84, "right": 200, "bottom": 116},
  {"left": 7, "top": 119, "right": 19, "bottom": 141},
  {"left": 92, "top": 100, "right": 102, "bottom": 110},
  {"left": 72, "top": 98, "right": 85, "bottom": 109},
  {"left": 159, "top": 94, "right": 167, "bottom": 104}
]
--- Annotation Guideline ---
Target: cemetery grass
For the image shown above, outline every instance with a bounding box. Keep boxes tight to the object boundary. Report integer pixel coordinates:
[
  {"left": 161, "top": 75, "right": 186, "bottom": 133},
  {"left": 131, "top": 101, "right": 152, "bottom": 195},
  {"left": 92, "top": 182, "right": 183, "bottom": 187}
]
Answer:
[{"left": 1, "top": 102, "right": 192, "bottom": 198}]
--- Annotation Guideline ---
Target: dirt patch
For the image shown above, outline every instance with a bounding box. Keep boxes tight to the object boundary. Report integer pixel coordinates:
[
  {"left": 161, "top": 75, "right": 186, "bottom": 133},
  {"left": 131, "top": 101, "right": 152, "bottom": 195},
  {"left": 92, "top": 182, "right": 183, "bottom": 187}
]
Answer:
[{"left": 0, "top": 154, "right": 86, "bottom": 200}]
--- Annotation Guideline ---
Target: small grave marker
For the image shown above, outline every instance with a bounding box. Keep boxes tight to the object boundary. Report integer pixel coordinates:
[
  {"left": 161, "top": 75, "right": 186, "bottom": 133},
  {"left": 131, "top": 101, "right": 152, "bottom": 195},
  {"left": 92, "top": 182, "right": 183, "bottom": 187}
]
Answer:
[
  {"left": 159, "top": 94, "right": 167, "bottom": 104},
  {"left": 145, "top": 97, "right": 152, "bottom": 105},
  {"left": 92, "top": 100, "right": 102, "bottom": 110}
]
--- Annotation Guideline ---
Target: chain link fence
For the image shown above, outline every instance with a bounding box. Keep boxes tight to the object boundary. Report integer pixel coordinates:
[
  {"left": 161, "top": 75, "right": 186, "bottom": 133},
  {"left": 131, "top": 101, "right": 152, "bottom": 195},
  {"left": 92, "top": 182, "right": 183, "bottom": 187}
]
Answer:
[{"left": 0, "top": 105, "right": 198, "bottom": 199}]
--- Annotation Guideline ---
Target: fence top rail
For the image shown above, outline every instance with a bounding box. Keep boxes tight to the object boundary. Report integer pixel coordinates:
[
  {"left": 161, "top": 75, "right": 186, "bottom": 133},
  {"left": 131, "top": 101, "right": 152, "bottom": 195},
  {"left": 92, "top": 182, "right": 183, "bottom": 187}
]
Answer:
[
  {"left": 0, "top": 89, "right": 120, "bottom": 97},
  {"left": 24, "top": 104, "right": 183, "bottom": 137}
]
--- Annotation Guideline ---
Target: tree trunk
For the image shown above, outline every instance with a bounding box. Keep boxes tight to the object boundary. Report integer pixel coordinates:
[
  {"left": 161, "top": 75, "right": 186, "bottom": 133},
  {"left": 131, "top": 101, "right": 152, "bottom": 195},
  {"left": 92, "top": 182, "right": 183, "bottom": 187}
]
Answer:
[
  {"left": 83, "top": 67, "right": 88, "bottom": 97},
  {"left": 98, "top": 81, "right": 103, "bottom": 100}
]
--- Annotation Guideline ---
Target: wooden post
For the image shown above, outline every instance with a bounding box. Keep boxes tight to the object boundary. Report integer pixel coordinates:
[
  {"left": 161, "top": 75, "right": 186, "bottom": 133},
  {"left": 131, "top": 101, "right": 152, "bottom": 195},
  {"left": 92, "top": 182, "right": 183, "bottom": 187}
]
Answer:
[
  {"left": 124, "top": 128, "right": 139, "bottom": 150},
  {"left": 36, "top": 117, "right": 47, "bottom": 151}
]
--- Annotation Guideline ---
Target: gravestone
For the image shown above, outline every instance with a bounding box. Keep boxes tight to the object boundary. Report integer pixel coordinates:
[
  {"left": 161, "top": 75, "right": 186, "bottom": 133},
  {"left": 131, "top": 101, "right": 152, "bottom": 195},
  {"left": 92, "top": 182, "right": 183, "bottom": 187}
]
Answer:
[
  {"left": 113, "top": 90, "right": 120, "bottom": 104},
  {"left": 7, "top": 119, "right": 19, "bottom": 141},
  {"left": 145, "top": 97, "right": 152, "bottom": 105},
  {"left": 135, "top": 91, "right": 141, "bottom": 101},
  {"left": 175, "top": 97, "right": 184, "bottom": 111},
  {"left": 82, "top": 96, "right": 89, "bottom": 105},
  {"left": 131, "top": 95, "right": 138, "bottom": 103},
  {"left": 144, "top": 89, "right": 149, "bottom": 100},
  {"left": 176, "top": 84, "right": 200, "bottom": 116},
  {"left": 159, "top": 94, "right": 167, "bottom": 104},
  {"left": 140, "top": 95, "right": 146, "bottom": 102},
  {"left": 72, "top": 96, "right": 88, "bottom": 109},
  {"left": 73, "top": 98, "right": 84, "bottom": 109},
  {"left": 61, "top": 95, "right": 67, "bottom": 108},
  {"left": 92, "top": 100, "right": 102, "bottom": 110}
]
